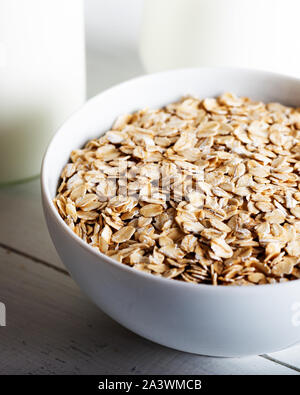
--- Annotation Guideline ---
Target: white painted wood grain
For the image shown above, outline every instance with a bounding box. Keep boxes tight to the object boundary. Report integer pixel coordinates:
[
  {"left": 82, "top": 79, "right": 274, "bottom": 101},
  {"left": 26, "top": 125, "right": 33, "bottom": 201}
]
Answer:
[
  {"left": 0, "top": 247, "right": 298, "bottom": 375},
  {"left": 268, "top": 344, "right": 300, "bottom": 370},
  {"left": 0, "top": 178, "right": 62, "bottom": 269}
]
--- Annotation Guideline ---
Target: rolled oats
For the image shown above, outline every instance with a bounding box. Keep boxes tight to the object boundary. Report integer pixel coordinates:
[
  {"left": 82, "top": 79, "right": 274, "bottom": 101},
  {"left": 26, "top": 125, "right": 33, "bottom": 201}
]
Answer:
[{"left": 54, "top": 93, "right": 300, "bottom": 285}]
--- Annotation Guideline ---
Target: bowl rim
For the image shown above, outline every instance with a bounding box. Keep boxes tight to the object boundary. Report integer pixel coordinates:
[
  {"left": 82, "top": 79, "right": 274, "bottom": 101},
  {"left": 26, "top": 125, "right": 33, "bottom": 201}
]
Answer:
[{"left": 41, "top": 66, "right": 300, "bottom": 293}]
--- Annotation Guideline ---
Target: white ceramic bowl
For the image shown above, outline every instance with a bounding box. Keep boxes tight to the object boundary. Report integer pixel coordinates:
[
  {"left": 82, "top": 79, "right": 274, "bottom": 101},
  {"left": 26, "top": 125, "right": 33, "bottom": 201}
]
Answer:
[{"left": 41, "top": 68, "right": 300, "bottom": 357}]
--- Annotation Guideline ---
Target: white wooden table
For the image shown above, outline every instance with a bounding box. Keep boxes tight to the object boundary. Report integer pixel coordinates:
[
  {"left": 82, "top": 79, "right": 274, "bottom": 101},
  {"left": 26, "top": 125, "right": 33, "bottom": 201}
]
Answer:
[{"left": 0, "top": 49, "right": 300, "bottom": 375}]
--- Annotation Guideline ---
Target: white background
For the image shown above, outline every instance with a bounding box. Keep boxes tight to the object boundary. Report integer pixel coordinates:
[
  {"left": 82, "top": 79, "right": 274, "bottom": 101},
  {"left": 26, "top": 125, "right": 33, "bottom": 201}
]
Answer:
[{"left": 85, "top": 0, "right": 145, "bottom": 97}]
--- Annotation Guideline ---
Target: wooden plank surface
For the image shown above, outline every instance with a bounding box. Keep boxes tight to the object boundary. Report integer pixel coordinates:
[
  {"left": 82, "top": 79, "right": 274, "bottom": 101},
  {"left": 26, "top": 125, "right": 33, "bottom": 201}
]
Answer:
[
  {"left": 0, "top": 178, "right": 63, "bottom": 269},
  {"left": 0, "top": 246, "right": 298, "bottom": 375},
  {"left": 267, "top": 345, "right": 300, "bottom": 371}
]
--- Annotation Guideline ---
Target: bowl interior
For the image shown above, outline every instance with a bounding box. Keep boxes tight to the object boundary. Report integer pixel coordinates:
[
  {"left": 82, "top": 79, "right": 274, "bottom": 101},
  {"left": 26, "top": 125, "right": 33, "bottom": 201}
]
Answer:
[{"left": 43, "top": 67, "right": 300, "bottom": 199}]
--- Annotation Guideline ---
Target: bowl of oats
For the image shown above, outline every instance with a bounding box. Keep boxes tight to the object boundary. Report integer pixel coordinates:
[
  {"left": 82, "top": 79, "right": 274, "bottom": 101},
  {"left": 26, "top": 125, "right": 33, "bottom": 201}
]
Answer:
[{"left": 41, "top": 68, "right": 300, "bottom": 356}]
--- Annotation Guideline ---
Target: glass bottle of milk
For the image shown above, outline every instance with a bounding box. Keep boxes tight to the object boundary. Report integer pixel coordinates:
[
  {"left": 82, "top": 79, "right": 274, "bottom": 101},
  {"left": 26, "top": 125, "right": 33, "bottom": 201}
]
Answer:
[
  {"left": 0, "top": 0, "right": 85, "bottom": 184},
  {"left": 140, "top": 0, "right": 300, "bottom": 77}
]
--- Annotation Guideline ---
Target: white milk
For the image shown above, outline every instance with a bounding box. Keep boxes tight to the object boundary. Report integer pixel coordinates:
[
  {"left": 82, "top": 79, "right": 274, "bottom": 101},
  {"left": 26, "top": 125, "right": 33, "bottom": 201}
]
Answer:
[
  {"left": 0, "top": 0, "right": 85, "bottom": 184},
  {"left": 140, "top": 0, "right": 300, "bottom": 77}
]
